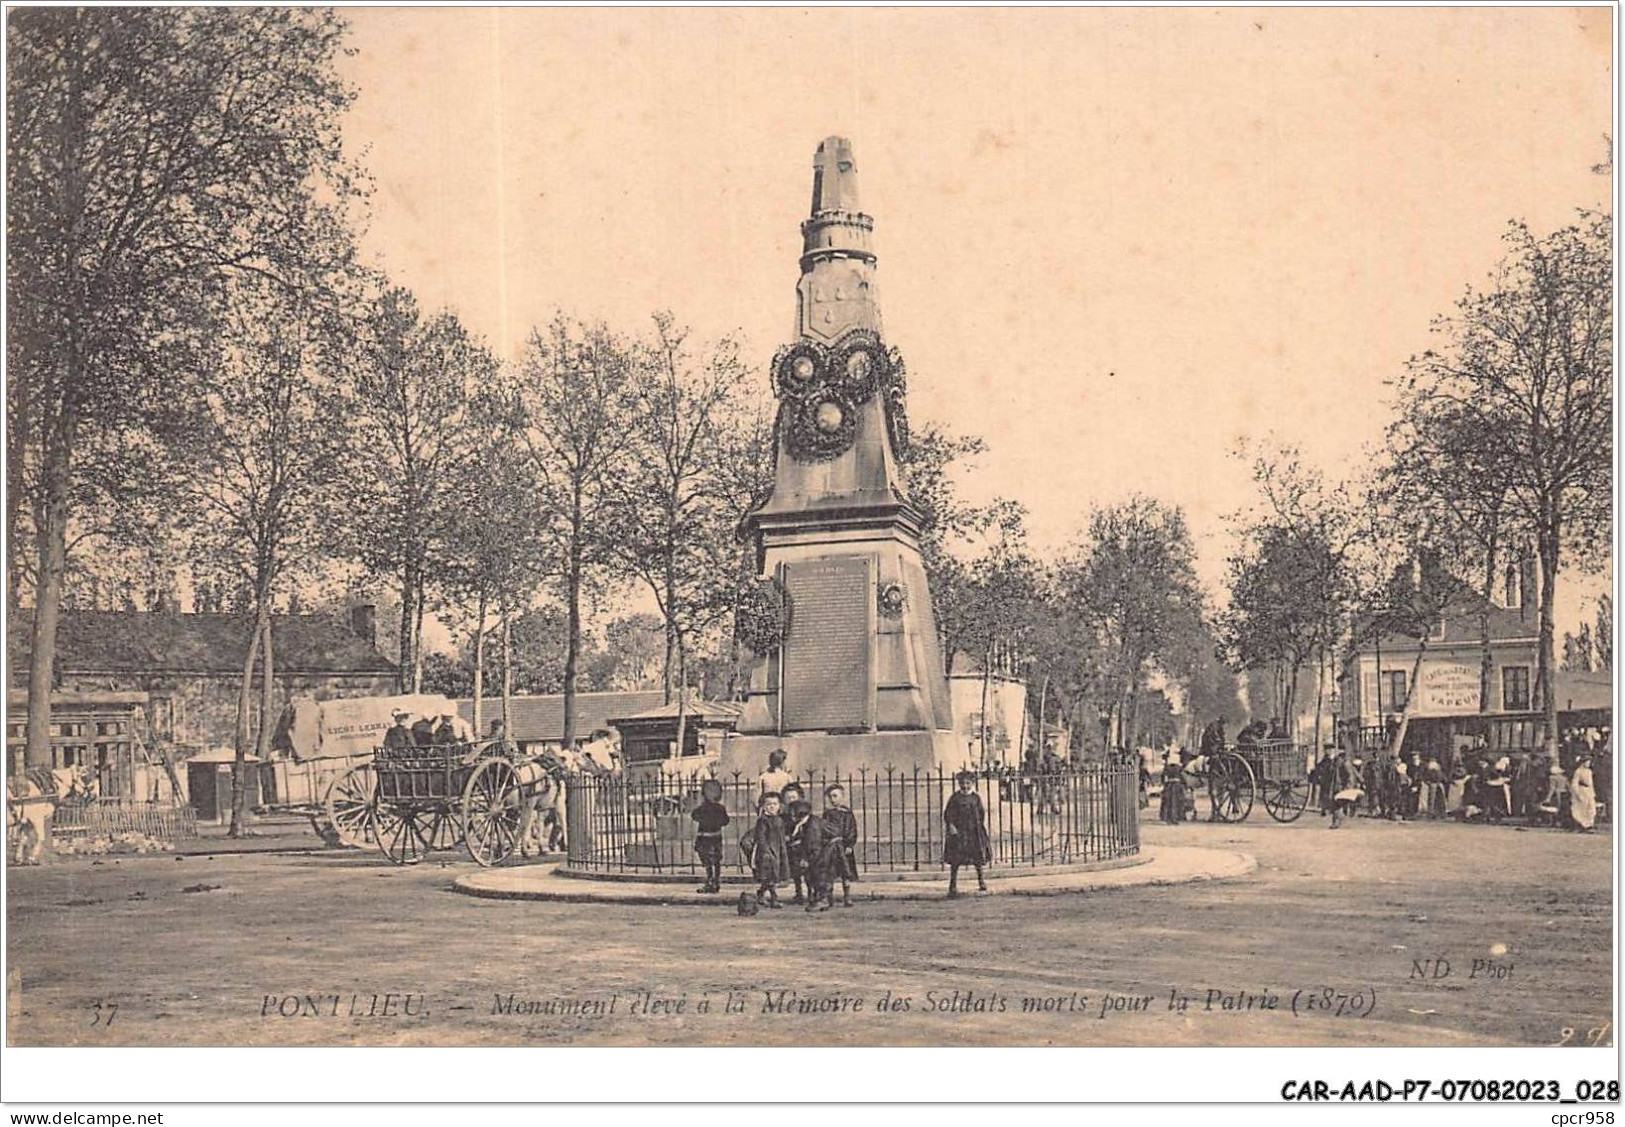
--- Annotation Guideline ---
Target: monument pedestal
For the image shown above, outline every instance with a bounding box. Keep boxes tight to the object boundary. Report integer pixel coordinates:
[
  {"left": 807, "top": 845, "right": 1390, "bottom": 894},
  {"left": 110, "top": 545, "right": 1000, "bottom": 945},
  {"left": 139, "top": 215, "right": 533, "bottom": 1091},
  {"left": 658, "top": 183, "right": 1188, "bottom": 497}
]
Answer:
[
  {"left": 734, "top": 135, "right": 958, "bottom": 775},
  {"left": 718, "top": 730, "right": 964, "bottom": 779}
]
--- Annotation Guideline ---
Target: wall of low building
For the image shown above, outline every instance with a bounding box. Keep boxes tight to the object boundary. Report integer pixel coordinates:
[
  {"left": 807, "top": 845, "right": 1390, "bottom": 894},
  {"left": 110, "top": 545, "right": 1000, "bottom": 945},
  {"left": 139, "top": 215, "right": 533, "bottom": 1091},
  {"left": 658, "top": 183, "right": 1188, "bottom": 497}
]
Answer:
[
  {"left": 57, "top": 671, "right": 397, "bottom": 753},
  {"left": 949, "top": 674, "right": 1028, "bottom": 767},
  {"left": 1347, "top": 640, "right": 1540, "bottom": 725}
]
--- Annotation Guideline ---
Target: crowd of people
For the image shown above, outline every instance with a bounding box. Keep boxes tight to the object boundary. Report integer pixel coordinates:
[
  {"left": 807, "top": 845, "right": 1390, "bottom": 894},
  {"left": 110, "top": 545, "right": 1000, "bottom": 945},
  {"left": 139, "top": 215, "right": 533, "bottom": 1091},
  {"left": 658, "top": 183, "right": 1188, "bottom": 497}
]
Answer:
[
  {"left": 1151, "top": 715, "right": 1608, "bottom": 834},
  {"left": 1306, "top": 739, "right": 1604, "bottom": 832}
]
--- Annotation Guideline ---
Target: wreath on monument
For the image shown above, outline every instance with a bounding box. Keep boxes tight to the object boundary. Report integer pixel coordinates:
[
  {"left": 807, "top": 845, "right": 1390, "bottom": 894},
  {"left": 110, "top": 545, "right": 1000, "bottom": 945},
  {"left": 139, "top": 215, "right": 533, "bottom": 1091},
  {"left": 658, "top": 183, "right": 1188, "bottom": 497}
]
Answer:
[
  {"left": 771, "top": 330, "right": 905, "bottom": 463},
  {"left": 772, "top": 340, "right": 826, "bottom": 401},
  {"left": 877, "top": 581, "right": 907, "bottom": 618},
  {"left": 881, "top": 346, "right": 911, "bottom": 460},
  {"left": 735, "top": 575, "right": 791, "bottom": 655},
  {"left": 831, "top": 329, "right": 889, "bottom": 405},
  {"left": 783, "top": 388, "right": 859, "bottom": 462}
]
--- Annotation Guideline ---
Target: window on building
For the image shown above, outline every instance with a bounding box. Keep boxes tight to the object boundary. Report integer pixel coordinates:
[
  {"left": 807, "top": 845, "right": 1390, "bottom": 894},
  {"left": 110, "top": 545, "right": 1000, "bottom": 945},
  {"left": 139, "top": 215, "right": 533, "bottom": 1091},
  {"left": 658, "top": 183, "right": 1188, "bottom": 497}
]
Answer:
[
  {"left": 1383, "top": 671, "right": 1407, "bottom": 711},
  {"left": 1428, "top": 617, "right": 1446, "bottom": 640},
  {"left": 1502, "top": 666, "right": 1531, "bottom": 711},
  {"left": 1503, "top": 564, "right": 1522, "bottom": 609}
]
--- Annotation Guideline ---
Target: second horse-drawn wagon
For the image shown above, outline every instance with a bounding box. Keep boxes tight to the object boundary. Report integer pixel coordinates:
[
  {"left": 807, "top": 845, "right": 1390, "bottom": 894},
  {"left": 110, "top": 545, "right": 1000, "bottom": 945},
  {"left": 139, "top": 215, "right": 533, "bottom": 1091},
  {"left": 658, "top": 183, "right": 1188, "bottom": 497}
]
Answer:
[{"left": 1197, "top": 741, "right": 1313, "bottom": 823}]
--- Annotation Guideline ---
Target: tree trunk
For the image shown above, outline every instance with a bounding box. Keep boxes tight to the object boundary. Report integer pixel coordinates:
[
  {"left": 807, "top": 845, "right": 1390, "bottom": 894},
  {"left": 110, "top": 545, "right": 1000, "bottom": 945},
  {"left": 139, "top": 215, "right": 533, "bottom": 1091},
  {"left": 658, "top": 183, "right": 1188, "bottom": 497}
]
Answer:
[
  {"left": 472, "top": 588, "right": 487, "bottom": 739},
  {"left": 1312, "top": 646, "right": 1326, "bottom": 754},
  {"left": 410, "top": 571, "right": 426, "bottom": 694},
  {"left": 397, "top": 562, "right": 416, "bottom": 694},
  {"left": 229, "top": 607, "right": 266, "bottom": 837},
  {"left": 979, "top": 646, "right": 993, "bottom": 763},
  {"left": 1478, "top": 537, "right": 1499, "bottom": 715},
  {"left": 7, "top": 381, "right": 30, "bottom": 626},
  {"left": 1284, "top": 658, "right": 1300, "bottom": 739},
  {"left": 1016, "top": 670, "right": 1031, "bottom": 765},
  {"left": 562, "top": 498, "right": 583, "bottom": 751},
  {"left": 1387, "top": 639, "right": 1429, "bottom": 759},
  {"left": 674, "top": 632, "right": 689, "bottom": 766},
  {"left": 255, "top": 614, "right": 275, "bottom": 759},
  {"left": 662, "top": 570, "right": 678, "bottom": 706},
  {"left": 1034, "top": 674, "right": 1049, "bottom": 763},
  {"left": 501, "top": 609, "right": 513, "bottom": 737},
  {"left": 24, "top": 400, "right": 77, "bottom": 771},
  {"left": 1537, "top": 523, "right": 1561, "bottom": 756}
]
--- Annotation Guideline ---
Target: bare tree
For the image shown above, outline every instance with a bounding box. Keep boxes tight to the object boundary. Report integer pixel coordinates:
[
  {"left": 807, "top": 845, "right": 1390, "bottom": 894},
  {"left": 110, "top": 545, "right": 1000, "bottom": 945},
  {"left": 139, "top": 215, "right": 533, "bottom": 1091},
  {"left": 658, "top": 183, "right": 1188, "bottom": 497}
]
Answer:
[
  {"left": 515, "top": 317, "right": 635, "bottom": 751},
  {"left": 1058, "top": 497, "right": 1205, "bottom": 755},
  {"left": 341, "top": 290, "right": 497, "bottom": 693},
  {"left": 610, "top": 314, "right": 763, "bottom": 752},
  {"left": 439, "top": 379, "right": 549, "bottom": 736},
  {"left": 181, "top": 277, "right": 348, "bottom": 834}
]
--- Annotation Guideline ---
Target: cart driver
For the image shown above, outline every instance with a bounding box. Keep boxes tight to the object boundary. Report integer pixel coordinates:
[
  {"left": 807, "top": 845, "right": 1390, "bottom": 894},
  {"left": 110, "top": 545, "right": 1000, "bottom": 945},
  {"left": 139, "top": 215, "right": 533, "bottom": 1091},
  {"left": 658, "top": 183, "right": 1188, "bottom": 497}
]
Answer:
[{"left": 383, "top": 710, "right": 413, "bottom": 750}]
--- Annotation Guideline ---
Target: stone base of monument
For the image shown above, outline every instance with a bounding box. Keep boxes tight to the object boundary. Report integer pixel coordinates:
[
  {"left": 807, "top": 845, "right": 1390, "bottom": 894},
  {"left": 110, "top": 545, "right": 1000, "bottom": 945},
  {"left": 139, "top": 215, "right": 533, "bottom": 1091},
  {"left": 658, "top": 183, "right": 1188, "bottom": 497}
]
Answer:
[{"left": 717, "top": 730, "right": 965, "bottom": 778}]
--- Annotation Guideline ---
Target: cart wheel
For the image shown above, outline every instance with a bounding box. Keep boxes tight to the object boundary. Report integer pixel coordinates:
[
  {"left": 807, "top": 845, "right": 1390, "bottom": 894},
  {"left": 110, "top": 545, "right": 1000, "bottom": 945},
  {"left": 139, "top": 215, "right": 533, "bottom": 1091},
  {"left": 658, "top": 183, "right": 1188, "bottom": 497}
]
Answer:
[
  {"left": 462, "top": 758, "right": 523, "bottom": 867},
  {"left": 1263, "top": 777, "right": 1310, "bottom": 823},
  {"left": 379, "top": 807, "right": 428, "bottom": 866},
  {"left": 371, "top": 804, "right": 404, "bottom": 862},
  {"left": 419, "top": 807, "right": 462, "bottom": 852},
  {"left": 1208, "top": 753, "right": 1255, "bottom": 823},
  {"left": 324, "top": 764, "right": 378, "bottom": 848}
]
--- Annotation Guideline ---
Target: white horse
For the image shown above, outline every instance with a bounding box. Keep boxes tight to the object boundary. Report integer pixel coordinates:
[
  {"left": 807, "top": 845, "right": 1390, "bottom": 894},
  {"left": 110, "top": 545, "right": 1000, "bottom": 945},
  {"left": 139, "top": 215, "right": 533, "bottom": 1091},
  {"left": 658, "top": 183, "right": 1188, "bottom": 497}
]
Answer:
[{"left": 7, "top": 767, "right": 93, "bottom": 865}]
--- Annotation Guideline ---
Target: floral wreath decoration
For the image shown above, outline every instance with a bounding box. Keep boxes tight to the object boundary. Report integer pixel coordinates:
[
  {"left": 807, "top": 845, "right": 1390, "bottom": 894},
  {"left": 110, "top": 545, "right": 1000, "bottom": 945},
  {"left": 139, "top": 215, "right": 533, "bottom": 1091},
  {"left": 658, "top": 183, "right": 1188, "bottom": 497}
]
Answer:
[
  {"left": 735, "top": 575, "right": 791, "bottom": 655},
  {"left": 877, "top": 581, "right": 907, "bottom": 618},
  {"left": 771, "top": 329, "right": 909, "bottom": 463}
]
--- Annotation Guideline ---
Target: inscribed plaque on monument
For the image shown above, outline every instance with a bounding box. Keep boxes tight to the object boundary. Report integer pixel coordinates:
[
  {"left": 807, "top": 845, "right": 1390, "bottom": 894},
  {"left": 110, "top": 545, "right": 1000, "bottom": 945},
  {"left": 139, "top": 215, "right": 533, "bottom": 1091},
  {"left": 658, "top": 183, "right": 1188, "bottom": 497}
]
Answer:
[{"left": 782, "top": 556, "right": 872, "bottom": 731}]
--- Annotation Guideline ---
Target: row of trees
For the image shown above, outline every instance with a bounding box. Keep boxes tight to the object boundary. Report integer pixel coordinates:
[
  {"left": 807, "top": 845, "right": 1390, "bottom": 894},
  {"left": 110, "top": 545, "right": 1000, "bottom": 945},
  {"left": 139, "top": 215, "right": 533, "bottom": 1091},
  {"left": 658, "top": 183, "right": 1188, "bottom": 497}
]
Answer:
[
  {"left": 6, "top": 10, "right": 782, "bottom": 830},
  {"left": 1213, "top": 206, "right": 1612, "bottom": 758}
]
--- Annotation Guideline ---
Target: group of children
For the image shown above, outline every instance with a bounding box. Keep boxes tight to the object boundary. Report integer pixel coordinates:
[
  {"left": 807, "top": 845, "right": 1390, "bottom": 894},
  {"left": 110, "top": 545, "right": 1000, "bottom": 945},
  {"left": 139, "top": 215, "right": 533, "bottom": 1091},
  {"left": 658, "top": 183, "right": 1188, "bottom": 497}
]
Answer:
[
  {"left": 689, "top": 778, "right": 860, "bottom": 911},
  {"left": 690, "top": 768, "right": 997, "bottom": 908}
]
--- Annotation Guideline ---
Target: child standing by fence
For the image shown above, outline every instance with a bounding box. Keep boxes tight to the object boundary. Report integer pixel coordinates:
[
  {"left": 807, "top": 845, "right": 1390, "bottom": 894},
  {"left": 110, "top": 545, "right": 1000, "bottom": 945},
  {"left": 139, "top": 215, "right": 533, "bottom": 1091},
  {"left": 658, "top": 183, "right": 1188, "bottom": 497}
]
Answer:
[
  {"left": 943, "top": 771, "right": 991, "bottom": 898},
  {"left": 690, "top": 778, "right": 729, "bottom": 894},
  {"left": 821, "top": 784, "right": 858, "bottom": 907},
  {"left": 742, "top": 792, "right": 790, "bottom": 908}
]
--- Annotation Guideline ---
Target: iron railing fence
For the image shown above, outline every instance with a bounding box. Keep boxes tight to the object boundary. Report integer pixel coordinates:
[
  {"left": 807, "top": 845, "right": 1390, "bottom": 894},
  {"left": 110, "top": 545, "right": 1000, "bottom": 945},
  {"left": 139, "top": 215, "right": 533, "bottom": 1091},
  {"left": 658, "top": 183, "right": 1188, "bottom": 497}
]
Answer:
[
  {"left": 52, "top": 796, "right": 199, "bottom": 841},
  {"left": 564, "top": 764, "right": 1139, "bottom": 876}
]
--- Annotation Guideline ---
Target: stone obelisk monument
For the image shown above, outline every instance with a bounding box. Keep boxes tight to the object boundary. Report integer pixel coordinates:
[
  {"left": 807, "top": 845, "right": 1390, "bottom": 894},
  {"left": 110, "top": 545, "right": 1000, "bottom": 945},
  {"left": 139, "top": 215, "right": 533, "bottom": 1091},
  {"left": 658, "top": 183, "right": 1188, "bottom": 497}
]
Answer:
[{"left": 723, "top": 137, "right": 958, "bottom": 775}]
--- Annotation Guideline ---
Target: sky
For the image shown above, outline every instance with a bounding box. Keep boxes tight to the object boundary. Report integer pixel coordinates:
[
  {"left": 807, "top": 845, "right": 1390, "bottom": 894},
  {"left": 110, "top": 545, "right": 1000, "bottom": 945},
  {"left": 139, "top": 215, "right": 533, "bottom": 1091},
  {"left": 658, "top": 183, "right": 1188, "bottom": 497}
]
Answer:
[{"left": 335, "top": 6, "right": 1613, "bottom": 630}]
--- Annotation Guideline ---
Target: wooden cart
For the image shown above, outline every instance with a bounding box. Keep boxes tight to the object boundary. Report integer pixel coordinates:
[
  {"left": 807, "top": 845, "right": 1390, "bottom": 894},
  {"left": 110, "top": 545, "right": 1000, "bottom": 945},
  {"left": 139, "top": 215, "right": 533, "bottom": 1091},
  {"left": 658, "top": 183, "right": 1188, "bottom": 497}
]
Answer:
[
  {"left": 1203, "top": 741, "right": 1312, "bottom": 824},
  {"left": 368, "top": 742, "right": 549, "bottom": 866}
]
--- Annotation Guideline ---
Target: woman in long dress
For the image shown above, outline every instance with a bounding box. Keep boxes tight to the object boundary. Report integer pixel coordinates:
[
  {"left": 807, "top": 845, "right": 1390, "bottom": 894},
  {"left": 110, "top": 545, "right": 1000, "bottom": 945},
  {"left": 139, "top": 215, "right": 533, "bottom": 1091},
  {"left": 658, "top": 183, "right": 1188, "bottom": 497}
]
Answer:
[{"left": 1569, "top": 755, "right": 1597, "bottom": 831}]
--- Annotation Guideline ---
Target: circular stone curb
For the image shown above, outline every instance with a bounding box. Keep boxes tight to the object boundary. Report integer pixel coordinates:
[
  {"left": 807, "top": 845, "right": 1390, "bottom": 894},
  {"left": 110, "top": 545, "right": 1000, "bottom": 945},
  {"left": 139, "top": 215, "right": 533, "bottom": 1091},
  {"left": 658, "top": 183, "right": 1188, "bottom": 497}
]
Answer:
[
  {"left": 552, "top": 851, "right": 1148, "bottom": 884},
  {"left": 451, "top": 846, "right": 1257, "bottom": 906}
]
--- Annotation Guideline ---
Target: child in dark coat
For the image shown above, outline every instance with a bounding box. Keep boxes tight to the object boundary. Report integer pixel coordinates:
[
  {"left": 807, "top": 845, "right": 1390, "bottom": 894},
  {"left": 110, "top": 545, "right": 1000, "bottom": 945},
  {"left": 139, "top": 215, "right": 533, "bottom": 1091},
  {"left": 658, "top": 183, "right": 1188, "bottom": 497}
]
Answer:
[
  {"left": 779, "top": 782, "right": 808, "bottom": 903},
  {"left": 943, "top": 771, "right": 992, "bottom": 898},
  {"left": 690, "top": 778, "right": 730, "bottom": 894},
  {"left": 742, "top": 793, "right": 789, "bottom": 908},
  {"left": 787, "top": 799, "right": 832, "bottom": 912},
  {"left": 821, "top": 784, "right": 859, "bottom": 907}
]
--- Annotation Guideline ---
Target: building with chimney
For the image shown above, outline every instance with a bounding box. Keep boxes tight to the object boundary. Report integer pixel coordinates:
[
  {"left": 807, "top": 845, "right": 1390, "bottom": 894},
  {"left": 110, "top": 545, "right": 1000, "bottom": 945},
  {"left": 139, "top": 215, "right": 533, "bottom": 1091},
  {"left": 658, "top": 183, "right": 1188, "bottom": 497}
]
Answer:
[{"left": 1333, "top": 558, "right": 1608, "bottom": 761}]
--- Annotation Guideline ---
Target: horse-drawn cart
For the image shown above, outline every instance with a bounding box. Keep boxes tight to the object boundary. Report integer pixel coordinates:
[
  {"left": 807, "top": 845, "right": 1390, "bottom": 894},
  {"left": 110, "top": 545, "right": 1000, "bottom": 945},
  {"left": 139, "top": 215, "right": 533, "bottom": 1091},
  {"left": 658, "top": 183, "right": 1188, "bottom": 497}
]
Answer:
[
  {"left": 368, "top": 741, "right": 550, "bottom": 866},
  {"left": 1201, "top": 741, "right": 1313, "bottom": 824}
]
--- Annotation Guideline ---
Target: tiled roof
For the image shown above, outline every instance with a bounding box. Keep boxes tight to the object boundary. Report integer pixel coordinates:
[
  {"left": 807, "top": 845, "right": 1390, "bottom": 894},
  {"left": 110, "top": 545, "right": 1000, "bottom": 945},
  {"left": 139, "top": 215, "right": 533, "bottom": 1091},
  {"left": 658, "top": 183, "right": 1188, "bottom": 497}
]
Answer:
[
  {"left": 8, "top": 608, "right": 396, "bottom": 676},
  {"left": 1354, "top": 584, "right": 1537, "bottom": 652},
  {"left": 609, "top": 697, "right": 744, "bottom": 725}
]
